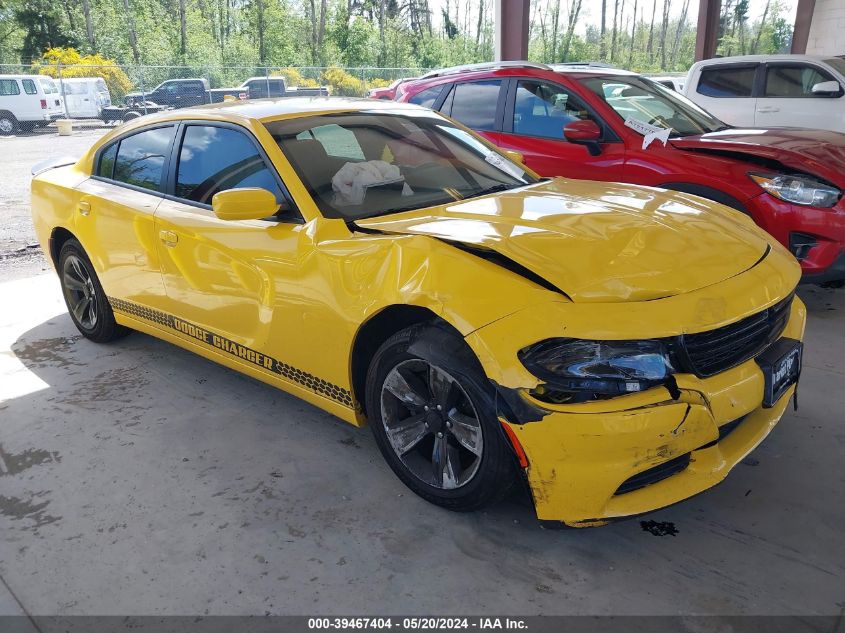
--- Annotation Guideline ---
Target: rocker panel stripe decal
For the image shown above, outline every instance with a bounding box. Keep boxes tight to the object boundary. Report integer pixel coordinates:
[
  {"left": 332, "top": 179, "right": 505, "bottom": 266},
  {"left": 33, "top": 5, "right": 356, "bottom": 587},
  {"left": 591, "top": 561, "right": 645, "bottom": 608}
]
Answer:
[{"left": 108, "top": 297, "right": 354, "bottom": 408}]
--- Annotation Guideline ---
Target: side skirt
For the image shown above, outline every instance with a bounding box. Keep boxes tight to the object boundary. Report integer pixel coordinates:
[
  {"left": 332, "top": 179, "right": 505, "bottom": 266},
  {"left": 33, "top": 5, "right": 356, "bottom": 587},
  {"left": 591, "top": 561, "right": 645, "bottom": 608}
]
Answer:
[{"left": 112, "top": 311, "right": 365, "bottom": 428}]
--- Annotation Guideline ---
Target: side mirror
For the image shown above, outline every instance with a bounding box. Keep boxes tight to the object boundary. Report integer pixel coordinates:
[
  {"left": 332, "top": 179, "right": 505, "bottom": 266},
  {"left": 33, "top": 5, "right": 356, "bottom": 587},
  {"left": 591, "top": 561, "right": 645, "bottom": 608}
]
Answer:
[
  {"left": 811, "top": 80, "right": 842, "bottom": 96},
  {"left": 212, "top": 188, "right": 279, "bottom": 221},
  {"left": 503, "top": 149, "right": 525, "bottom": 164},
  {"left": 563, "top": 120, "right": 603, "bottom": 156}
]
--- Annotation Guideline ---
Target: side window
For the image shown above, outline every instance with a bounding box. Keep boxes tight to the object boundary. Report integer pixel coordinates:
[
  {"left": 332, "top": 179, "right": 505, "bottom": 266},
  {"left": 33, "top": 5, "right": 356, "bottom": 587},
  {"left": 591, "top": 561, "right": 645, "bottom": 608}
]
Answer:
[
  {"left": 764, "top": 65, "right": 836, "bottom": 97},
  {"left": 447, "top": 80, "right": 502, "bottom": 131},
  {"left": 38, "top": 77, "right": 58, "bottom": 94},
  {"left": 175, "top": 125, "right": 285, "bottom": 206},
  {"left": 298, "top": 124, "right": 366, "bottom": 160},
  {"left": 97, "top": 143, "right": 118, "bottom": 179},
  {"left": 408, "top": 85, "right": 444, "bottom": 108},
  {"left": 0, "top": 79, "right": 20, "bottom": 96},
  {"left": 512, "top": 80, "right": 592, "bottom": 140},
  {"left": 697, "top": 66, "right": 757, "bottom": 97},
  {"left": 22, "top": 79, "right": 37, "bottom": 95},
  {"left": 112, "top": 126, "right": 176, "bottom": 193}
]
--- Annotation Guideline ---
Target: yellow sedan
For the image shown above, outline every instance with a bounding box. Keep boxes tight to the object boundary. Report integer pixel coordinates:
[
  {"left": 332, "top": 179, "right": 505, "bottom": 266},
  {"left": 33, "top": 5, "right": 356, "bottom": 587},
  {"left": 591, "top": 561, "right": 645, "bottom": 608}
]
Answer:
[{"left": 30, "top": 98, "right": 805, "bottom": 526}]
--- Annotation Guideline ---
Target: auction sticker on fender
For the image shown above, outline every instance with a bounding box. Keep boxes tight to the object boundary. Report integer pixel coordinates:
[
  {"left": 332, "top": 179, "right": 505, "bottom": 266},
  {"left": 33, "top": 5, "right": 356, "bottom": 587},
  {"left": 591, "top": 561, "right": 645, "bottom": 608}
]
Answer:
[{"left": 756, "top": 338, "right": 803, "bottom": 408}]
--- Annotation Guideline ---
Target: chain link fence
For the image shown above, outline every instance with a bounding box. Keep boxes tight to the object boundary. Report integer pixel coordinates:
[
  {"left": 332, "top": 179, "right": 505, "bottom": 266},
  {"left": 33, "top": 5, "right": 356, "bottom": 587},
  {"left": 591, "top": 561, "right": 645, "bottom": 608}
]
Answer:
[{"left": 0, "top": 63, "right": 426, "bottom": 123}]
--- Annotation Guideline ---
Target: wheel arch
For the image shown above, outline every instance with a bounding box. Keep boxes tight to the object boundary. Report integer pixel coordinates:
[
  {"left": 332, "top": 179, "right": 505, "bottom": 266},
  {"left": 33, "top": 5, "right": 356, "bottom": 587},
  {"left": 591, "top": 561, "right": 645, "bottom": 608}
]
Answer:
[
  {"left": 350, "top": 304, "right": 461, "bottom": 416},
  {"left": 658, "top": 181, "right": 750, "bottom": 214},
  {"left": 49, "top": 226, "right": 79, "bottom": 268}
]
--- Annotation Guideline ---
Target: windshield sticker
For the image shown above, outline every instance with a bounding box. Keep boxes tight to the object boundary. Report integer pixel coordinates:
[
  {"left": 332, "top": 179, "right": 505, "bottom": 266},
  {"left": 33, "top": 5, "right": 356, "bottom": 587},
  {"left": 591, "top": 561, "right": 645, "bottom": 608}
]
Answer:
[
  {"left": 624, "top": 117, "right": 672, "bottom": 149},
  {"left": 485, "top": 153, "right": 524, "bottom": 179}
]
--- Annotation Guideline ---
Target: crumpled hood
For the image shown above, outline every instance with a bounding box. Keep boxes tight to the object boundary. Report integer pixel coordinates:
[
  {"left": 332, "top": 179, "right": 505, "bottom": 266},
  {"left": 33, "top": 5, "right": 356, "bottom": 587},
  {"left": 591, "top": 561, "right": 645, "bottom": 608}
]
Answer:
[
  {"left": 356, "top": 179, "right": 771, "bottom": 303},
  {"left": 670, "top": 128, "right": 845, "bottom": 188}
]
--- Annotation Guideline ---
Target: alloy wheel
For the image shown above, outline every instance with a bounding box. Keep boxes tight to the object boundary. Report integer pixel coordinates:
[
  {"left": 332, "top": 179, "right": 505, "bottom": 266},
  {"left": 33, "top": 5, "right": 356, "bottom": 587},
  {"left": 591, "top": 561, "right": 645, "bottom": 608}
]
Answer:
[
  {"left": 62, "top": 254, "right": 99, "bottom": 330},
  {"left": 379, "top": 359, "right": 484, "bottom": 490},
  {"left": 0, "top": 117, "right": 14, "bottom": 134}
]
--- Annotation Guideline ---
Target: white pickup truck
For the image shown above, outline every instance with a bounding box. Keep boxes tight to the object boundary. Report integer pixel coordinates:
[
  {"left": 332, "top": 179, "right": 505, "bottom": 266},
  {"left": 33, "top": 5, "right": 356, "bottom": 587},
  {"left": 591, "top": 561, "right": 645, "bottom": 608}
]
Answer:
[{"left": 684, "top": 54, "right": 845, "bottom": 133}]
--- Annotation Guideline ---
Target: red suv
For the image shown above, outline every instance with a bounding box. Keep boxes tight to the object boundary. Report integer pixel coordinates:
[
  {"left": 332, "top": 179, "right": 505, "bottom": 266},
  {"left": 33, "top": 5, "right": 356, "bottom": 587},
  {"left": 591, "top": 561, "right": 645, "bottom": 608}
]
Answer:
[{"left": 400, "top": 62, "right": 845, "bottom": 283}]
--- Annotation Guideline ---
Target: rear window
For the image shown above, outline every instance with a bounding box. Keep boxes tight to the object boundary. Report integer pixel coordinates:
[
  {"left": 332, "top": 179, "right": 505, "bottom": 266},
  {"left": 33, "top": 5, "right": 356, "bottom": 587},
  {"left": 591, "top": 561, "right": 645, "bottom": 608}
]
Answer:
[
  {"left": 408, "top": 85, "right": 444, "bottom": 108},
  {"left": 39, "top": 77, "right": 58, "bottom": 94},
  {"left": 62, "top": 82, "right": 87, "bottom": 95},
  {"left": 697, "top": 66, "right": 757, "bottom": 98},
  {"left": 445, "top": 80, "right": 502, "bottom": 131},
  {"left": 112, "top": 126, "right": 176, "bottom": 193},
  {"left": 0, "top": 79, "right": 20, "bottom": 96}
]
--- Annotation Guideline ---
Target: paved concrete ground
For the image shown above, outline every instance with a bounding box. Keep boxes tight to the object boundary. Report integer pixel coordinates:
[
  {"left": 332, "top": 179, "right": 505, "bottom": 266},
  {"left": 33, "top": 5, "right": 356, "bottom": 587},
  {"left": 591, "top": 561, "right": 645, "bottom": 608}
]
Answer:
[
  {"left": 0, "top": 273, "right": 843, "bottom": 617},
  {"left": 0, "top": 125, "right": 110, "bottom": 280}
]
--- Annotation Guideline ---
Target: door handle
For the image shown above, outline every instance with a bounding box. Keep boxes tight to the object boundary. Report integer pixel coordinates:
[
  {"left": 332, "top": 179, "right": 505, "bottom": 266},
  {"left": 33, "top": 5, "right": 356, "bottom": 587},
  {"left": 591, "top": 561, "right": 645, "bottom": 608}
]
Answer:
[
  {"left": 159, "top": 230, "right": 179, "bottom": 246},
  {"left": 78, "top": 201, "right": 91, "bottom": 216},
  {"left": 757, "top": 107, "right": 780, "bottom": 113}
]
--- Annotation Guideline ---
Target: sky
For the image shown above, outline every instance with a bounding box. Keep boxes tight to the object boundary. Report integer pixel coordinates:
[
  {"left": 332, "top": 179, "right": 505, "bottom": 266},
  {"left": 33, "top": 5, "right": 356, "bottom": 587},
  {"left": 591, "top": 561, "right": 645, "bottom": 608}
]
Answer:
[{"left": 426, "top": 0, "right": 799, "bottom": 36}]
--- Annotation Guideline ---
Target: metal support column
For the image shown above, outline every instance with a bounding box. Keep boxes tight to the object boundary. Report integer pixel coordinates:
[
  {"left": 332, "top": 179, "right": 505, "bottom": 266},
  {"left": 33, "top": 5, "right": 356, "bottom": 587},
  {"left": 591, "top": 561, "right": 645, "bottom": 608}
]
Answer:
[
  {"left": 694, "top": 0, "right": 721, "bottom": 62},
  {"left": 494, "top": 0, "right": 530, "bottom": 61},
  {"left": 791, "top": 0, "right": 817, "bottom": 54}
]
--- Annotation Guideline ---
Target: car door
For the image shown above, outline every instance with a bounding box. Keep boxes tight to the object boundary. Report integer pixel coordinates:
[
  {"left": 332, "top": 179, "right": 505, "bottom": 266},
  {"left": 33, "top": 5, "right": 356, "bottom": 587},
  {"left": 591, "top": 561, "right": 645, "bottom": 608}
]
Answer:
[
  {"left": 690, "top": 63, "right": 759, "bottom": 127},
  {"left": 73, "top": 124, "right": 175, "bottom": 307},
  {"left": 756, "top": 62, "right": 845, "bottom": 130},
  {"left": 154, "top": 121, "right": 302, "bottom": 356},
  {"left": 436, "top": 78, "right": 505, "bottom": 146},
  {"left": 493, "top": 77, "right": 626, "bottom": 181}
]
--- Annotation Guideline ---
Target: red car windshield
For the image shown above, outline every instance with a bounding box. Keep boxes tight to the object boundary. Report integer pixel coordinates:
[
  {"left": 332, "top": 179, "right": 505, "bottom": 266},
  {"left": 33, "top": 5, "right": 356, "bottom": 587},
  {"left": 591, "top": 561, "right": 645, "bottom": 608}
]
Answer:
[{"left": 580, "top": 75, "right": 728, "bottom": 137}]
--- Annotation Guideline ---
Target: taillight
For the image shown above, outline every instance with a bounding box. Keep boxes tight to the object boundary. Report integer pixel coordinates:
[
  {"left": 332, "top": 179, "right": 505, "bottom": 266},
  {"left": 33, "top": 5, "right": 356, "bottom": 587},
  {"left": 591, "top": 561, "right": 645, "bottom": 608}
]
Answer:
[{"left": 40, "top": 99, "right": 47, "bottom": 109}]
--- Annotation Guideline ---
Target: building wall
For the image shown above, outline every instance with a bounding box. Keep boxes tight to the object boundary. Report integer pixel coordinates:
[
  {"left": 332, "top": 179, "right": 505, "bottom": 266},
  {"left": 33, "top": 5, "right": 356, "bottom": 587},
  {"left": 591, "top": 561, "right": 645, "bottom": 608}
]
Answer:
[{"left": 806, "top": 0, "right": 845, "bottom": 56}]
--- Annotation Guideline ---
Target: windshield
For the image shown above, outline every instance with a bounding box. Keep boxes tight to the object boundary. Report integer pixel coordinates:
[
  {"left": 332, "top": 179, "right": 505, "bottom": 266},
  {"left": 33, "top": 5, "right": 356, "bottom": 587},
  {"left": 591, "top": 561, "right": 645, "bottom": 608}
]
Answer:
[
  {"left": 266, "top": 111, "right": 537, "bottom": 221},
  {"left": 580, "top": 75, "right": 727, "bottom": 137}
]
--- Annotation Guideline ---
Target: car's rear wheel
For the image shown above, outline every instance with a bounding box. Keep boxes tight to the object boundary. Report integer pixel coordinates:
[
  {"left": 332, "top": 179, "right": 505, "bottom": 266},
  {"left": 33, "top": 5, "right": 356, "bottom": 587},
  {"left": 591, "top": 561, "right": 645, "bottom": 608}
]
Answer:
[
  {"left": 365, "top": 324, "right": 516, "bottom": 511},
  {"left": 58, "top": 239, "right": 130, "bottom": 343},
  {"left": 0, "top": 112, "right": 18, "bottom": 134}
]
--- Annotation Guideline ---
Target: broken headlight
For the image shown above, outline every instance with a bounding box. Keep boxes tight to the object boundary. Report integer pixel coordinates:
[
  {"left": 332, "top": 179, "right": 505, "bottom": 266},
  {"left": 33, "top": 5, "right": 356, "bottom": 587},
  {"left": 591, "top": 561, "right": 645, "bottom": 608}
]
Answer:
[
  {"left": 749, "top": 172, "right": 840, "bottom": 208},
  {"left": 518, "top": 338, "right": 673, "bottom": 403}
]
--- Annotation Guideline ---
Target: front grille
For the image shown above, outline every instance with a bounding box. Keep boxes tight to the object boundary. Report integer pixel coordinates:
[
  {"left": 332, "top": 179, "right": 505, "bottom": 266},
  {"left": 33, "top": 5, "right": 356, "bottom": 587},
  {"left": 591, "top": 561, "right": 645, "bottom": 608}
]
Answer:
[
  {"left": 678, "top": 295, "right": 793, "bottom": 377},
  {"left": 614, "top": 453, "right": 692, "bottom": 496}
]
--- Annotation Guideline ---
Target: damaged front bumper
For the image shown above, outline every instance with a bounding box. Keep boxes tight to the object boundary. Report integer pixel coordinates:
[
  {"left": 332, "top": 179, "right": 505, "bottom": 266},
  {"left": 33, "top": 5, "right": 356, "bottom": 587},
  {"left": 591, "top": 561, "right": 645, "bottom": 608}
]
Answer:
[{"left": 465, "top": 259, "right": 806, "bottom": 526}]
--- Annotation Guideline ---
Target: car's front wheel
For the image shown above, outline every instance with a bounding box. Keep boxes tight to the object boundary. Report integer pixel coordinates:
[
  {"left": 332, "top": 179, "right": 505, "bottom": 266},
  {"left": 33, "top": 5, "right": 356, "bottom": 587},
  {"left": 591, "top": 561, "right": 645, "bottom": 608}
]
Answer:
[
  {"left": 365, "top": 324, "right": 516, "bottom": 511},
  {"left": 58, "top": 239, "right": 130, "bottom": 343}
]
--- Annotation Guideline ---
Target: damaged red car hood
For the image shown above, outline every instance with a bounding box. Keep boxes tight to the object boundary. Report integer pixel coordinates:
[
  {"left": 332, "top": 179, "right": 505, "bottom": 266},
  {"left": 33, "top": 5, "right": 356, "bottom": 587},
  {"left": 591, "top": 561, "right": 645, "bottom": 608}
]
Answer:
[
  {"left": 670, "top": 128, "right": 845, "bottom": 187},
  {"left": 356, "top": 179, "right": 771, "bottom": 303}
]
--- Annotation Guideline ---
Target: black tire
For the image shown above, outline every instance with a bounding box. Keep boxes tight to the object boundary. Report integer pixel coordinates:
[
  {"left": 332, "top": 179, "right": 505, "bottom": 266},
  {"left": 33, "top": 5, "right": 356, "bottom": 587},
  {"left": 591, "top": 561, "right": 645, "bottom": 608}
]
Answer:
[
  {"left": 123, "top": 111, "right": 141, "bottom": 122},
  {"left": 0, "top": 112, "right": 18, "bottom": 134},
  {"left": 365, "top": 324, "right": 516, "bottom": 512},
  {"left": 58, "top": 239, "right": 131, "bottom": 343}
]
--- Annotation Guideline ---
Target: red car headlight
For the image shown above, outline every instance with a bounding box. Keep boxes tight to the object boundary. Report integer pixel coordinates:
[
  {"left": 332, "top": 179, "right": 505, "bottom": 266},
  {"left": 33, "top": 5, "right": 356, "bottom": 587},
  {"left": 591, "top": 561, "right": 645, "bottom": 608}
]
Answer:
[{"left": 749, "top": 172, "right": 841, "bottom": 208}]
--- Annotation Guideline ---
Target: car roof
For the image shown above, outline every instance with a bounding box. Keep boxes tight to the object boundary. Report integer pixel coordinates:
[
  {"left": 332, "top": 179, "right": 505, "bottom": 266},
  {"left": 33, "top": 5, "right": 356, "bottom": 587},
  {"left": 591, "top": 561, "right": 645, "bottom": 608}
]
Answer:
[
  {"left": 693, "top": 54, "right": 839, "bottom": 65},
  {"left": 123, "top": 96, "right": 429, "bottom": 124},
  {"left": 0, "top": 74, "right": 50, "bottom": 80}
]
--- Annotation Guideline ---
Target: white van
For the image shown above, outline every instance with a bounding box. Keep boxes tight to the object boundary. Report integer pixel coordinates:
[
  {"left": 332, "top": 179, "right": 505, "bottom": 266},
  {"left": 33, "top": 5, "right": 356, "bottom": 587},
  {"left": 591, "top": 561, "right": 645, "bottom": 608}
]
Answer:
[
  {"left": 0, "top": 74, "right": 65, "bottom": 133},
  {"left": 685, "top": 54, "right": 845, "bottom": 131},
  {"left": 60, "top": 77, "right": 112, "bottom": 119}
]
